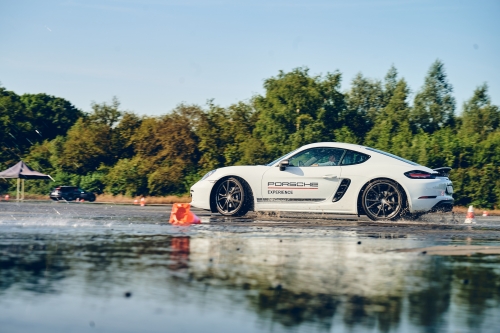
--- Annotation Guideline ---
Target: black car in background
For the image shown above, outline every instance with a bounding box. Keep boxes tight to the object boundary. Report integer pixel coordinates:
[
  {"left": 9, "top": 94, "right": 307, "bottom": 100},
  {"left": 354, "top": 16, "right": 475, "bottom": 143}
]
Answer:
[{"left": 50, "top": 186, "right": 96, "bottom": 202}]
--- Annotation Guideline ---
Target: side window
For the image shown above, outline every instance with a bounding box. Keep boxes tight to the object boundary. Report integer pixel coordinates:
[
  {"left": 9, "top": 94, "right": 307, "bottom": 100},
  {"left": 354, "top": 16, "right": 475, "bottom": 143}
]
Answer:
[
  {"left": 288, "top": 148, "right": 345, "bottom": 167},
  {"left": 340, "top": 150, "right": 370, "bottom": 165}
]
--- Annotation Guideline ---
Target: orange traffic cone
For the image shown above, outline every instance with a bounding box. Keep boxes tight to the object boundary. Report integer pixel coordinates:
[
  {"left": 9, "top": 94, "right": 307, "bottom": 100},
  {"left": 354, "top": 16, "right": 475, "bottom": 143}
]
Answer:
[
  {"left": 133, "top": 199, "right": 138, "bottom": 205},
  {"left": 5, "top": 194, "right": 10, "bottom": 201},
  {"left": 482, "top": 211, "right": 489, "bottom": 217},
  {"left": 169, "top": 203, "right": 201, "bottom": 225},
  {"left": 80, "top": 198, "right": 85, "bottom": 202},
  {"left": 140, "top": 197, "right": 145, "bottom": 207},
  {"left": 464, "top": 205, "right": 476, "bottom": 224}
]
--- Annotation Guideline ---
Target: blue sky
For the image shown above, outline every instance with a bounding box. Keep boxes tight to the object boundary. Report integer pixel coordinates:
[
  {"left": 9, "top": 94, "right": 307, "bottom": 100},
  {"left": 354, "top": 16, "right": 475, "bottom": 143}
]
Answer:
[{"left": 1, "top": 0, "right": 499, "bottom": 116}]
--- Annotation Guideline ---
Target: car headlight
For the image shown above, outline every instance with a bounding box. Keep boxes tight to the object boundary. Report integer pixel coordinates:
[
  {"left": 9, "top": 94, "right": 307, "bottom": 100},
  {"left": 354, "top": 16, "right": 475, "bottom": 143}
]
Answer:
[{"left": 201, "top": 169, "right": 217, "bottom": 181}]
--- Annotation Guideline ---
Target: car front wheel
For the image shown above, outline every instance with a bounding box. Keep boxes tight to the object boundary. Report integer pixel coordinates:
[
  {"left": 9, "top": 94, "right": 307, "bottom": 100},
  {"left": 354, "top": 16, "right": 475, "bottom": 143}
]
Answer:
[
  {"left": 214, "top": 177, "right": 248, "bottom": 216},
  {"left": 362, "top": 179, "right": 405, "bottom": 221}
]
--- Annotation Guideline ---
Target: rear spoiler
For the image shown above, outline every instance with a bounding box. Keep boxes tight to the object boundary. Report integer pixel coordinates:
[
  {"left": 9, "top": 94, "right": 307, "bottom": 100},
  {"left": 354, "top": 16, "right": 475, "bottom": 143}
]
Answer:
[{"left": 433, "top": 167, "right": 452, "bottom": 177}]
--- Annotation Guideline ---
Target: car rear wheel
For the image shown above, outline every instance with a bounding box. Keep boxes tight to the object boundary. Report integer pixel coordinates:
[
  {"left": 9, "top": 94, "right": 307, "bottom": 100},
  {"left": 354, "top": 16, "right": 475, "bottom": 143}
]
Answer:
[
  {"left": 214, "top": 177, "right": 248, "bottom": 216},
  {"left": 362, "top": 179, "right": 404, "bottom": 221}
]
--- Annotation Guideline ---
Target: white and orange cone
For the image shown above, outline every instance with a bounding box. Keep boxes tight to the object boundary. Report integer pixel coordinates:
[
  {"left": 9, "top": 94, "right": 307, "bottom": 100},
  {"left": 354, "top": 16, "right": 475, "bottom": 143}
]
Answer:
[
  {"left": 140, "top": 197, "right": 146, "bottom": 207},
  {"left": 482, "top": 211, "right": 489, "bottom": 217},
  {"left": 133, "top": 199, "right": 138, "bottom": 205},
  {"left": 4, "top": 194, "right": 9, "bottom": 201},
  {"left": 464, "top": 205, "right": 477, "bottom": 224}
]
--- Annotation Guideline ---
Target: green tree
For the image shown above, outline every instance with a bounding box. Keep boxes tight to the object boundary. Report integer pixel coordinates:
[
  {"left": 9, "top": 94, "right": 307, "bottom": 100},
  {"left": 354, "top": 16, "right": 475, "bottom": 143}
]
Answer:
[
  {"left": 254, "top": 67, "right": 344, "bottom": 157},
  {"left": 222, "top": 102, "right": 259, "bottom": 166},
  {"left": 196, "top": 102, "right": 232, "bottom": 172},
  {"left": 344, "top": 73, "right": 384, "bottom": 139},
  {"left": 20, "top": 93, "right": 83, "bottom": 142},
  {"left": 58, "top": 98, "right": 126, "bottom": 174},
  {"left": 0, "top": 87, "right": 31, "bottom": 167},
  {"left": 88, "top": 96, "right": 122, "bottom": 127},
  {"left": 128, "top": 105, "right": 201, "bottom": 195},
  {"left": 411, "top": 60, "right": 456, "bottom": 133},
  {"left": 104, "top": 157, "right": 148, "bottom": 196},
  {"left": 365, "top": 78, "right": 412, "bottom": 152},
  {"left": 112, "top": 112, "right": 142, "bottom": 160},
  {"left": 459, "top": 84, "right": 499, "bottom": 139},
  {"left": 59, "top": 118, "right": 113, "bottom": 174}
]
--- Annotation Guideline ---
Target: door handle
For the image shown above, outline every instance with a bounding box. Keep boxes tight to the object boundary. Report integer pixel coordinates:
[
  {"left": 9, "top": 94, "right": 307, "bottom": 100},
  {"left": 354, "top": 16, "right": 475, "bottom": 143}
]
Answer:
[{"left": 322, "top": 174, "right": 338, "bottom": 179}]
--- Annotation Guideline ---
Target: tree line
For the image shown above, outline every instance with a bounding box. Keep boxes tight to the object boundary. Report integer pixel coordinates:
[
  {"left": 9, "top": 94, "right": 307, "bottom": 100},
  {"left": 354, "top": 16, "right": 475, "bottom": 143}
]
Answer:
[{"left": 1, "top": 60, "right": 499, "bottom": 208}]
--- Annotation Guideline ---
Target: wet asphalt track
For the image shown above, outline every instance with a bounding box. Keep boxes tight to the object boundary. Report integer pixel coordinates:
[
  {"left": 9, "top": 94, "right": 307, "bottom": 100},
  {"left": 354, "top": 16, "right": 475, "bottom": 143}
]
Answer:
[
  {"left": 2, "top": 200, "right": 500, "bottom": 240},
  {"left": 2, "top": 201, "right": 500, "bottom": 333}
]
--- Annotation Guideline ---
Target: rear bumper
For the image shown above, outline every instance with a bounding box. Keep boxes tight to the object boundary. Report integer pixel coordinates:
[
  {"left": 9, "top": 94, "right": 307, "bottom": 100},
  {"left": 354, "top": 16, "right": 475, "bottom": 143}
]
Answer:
[
  {"left": 430, "top": 199, "right": 454, "bottom": 212},
  {"left": 402, "top": 178, "right": 454, "bottom": 213}
]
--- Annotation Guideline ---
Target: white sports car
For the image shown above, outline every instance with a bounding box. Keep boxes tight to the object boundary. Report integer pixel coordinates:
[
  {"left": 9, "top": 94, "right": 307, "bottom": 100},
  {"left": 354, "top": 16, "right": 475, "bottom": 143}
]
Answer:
[{"left": 190, "top": 142, "right": 454, "bottom": 221}]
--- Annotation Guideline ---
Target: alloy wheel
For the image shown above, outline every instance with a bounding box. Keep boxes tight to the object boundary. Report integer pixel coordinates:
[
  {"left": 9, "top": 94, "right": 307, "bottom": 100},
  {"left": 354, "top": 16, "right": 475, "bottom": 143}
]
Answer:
[
  {"left": 215, "top": 177, "right": 245, "bottom": 216},
  {"left": 362, "top": 180, "right": 403, "bottom": 220}
]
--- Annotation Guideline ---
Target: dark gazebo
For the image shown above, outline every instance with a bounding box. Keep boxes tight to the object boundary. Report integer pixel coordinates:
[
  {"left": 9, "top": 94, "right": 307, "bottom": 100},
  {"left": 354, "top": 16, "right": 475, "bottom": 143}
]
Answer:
[{"left": 0, "top": 161, "right": 53, "bottom": 201}]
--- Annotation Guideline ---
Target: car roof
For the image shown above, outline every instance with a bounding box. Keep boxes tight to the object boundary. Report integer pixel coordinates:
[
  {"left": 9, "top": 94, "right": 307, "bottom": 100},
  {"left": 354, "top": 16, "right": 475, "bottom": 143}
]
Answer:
[
  {"left": 297, "top": 142, "right": 367, "bottom": 151},
  {"left": 269, "top": 142, "right": 423, "bottom": 168}
]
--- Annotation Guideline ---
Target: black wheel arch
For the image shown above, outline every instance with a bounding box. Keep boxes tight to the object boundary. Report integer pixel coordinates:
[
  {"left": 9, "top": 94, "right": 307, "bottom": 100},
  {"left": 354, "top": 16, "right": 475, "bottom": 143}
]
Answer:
[
  {"left": 209, "top": 176, "right": 255, "bottom": 213},
  {"left": 357, "top": 177, "right": 409, "bottom": 217}
]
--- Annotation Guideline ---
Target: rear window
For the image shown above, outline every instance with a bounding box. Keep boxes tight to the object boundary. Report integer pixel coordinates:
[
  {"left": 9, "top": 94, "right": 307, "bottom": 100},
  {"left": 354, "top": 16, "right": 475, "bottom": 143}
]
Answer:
[
  {"left": 365, "top": 147, "right": 419, "bottom": 166},
  {"left": 60, "top": 187, "right": 77, "bottom": 192},
  {"left": 340, "top": 150, "right": 370, "bottom": 165}
]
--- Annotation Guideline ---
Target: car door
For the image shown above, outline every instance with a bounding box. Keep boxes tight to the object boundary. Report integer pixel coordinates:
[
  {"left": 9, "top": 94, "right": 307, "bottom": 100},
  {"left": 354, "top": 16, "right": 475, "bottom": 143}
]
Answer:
[{"left": 260, "top": 147, "right": 344, "bottom": 208}]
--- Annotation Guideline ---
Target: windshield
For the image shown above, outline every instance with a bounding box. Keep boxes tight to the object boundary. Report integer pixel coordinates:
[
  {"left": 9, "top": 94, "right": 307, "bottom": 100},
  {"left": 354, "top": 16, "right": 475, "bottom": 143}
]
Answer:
[
  {"left": 365, "top": 147, "right": 420, "bottom": 166},
  {"left": 266, "top": 149, "right": 299, "bottom": 166}
]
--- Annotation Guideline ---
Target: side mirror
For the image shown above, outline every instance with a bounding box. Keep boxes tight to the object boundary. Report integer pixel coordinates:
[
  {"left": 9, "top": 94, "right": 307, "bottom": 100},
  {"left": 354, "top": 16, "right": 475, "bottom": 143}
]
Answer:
[{"left": 279, "top": 159, "right": 289, "bottom": 171}]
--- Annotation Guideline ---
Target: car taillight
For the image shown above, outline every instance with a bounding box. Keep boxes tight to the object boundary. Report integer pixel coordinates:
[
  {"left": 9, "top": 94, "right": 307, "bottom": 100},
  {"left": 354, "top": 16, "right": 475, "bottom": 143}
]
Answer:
[{"left": 404, "top": 171, "right": 436, "bottom": 179}]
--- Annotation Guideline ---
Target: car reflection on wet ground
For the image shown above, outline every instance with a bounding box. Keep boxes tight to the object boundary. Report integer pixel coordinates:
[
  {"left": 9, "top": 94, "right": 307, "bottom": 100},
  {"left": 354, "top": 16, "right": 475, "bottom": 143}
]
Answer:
[{"left": 1, "top": 202, "right": 500, "bottom": 333}]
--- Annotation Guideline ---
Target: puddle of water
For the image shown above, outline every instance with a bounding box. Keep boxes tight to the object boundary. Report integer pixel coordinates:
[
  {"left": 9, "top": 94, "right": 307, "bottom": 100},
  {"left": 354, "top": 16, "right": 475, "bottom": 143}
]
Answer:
[{"left": 1, "top": 203, "right": 500, "bottom": 332}]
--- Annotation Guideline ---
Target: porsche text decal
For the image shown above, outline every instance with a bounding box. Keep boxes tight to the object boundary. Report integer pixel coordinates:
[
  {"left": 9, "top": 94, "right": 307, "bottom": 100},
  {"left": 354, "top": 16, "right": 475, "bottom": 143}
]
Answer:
[{"left": 267, "top": 181, "right": 318, "bottom": 195}]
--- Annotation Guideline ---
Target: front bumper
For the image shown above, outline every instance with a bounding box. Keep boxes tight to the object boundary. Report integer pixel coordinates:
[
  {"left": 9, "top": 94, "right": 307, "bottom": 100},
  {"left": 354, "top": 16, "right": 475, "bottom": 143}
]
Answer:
[{"left": 190, "top": 180, "right": 214, "bottom": 210}]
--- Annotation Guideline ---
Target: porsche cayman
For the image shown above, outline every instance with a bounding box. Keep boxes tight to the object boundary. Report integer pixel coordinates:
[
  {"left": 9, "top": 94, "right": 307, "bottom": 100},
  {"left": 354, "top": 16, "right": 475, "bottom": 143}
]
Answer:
[{"left": 190, "top": 142, "right": 454, "bottom": 221}]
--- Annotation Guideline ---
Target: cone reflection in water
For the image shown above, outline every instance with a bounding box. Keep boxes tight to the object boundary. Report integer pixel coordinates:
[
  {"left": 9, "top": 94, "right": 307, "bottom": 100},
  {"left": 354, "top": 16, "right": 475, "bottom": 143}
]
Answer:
[
  {"left": 464, "top": 205, "right": 476, "bottom": 224},
  {"left": 169, "top": 203, "right": 201, "bottom": 225}
]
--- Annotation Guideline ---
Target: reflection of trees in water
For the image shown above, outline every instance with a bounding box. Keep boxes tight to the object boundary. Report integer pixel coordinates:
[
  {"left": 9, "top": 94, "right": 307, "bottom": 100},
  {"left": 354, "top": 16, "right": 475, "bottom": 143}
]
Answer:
[
  {"left": 1, "top": 233, "right": 500, "bottom": 332},
  {"left": 251, "top": 289, "right": 340, "bottom": 330},
  {"left": 0, "top": 237, "right": 70, "bottom": 294},
  {"left": 408, "top": 256, "right": 452, "bottom": 332},
  {"left": 451, "top": 255, "right": 500, "bottom": 329},
  {"left": 342, "top": 295, "right": 403, "bottom": 332}
]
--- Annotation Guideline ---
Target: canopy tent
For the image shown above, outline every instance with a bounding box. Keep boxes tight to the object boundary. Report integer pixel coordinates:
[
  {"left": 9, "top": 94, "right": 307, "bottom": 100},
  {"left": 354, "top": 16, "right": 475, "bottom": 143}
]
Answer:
[{"left": 0, "top": 161, "right": 53, "bottom": 201}]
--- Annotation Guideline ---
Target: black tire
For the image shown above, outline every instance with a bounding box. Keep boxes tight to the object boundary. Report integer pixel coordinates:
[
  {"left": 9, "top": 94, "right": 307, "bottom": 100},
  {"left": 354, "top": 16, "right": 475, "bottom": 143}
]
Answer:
[
  {"left": 214, "top": 177, "right": 249, "bottom": 216},
  {"left": 88, "top": 195, "right": 96, "bottom": 202},
  {"left": 362, "top": 179, "right": 405, "bottom": 221}
]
